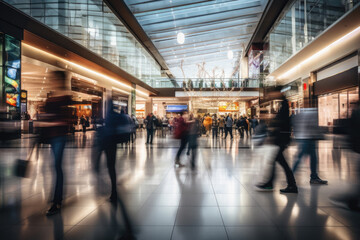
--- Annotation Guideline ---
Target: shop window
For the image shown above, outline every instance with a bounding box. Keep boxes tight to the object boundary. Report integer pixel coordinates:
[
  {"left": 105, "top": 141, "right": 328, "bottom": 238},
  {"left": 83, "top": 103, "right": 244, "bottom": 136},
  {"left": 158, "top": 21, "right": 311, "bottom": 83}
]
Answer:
[{"left": 318, "top": 87, "right": 359, "bottom": 127}]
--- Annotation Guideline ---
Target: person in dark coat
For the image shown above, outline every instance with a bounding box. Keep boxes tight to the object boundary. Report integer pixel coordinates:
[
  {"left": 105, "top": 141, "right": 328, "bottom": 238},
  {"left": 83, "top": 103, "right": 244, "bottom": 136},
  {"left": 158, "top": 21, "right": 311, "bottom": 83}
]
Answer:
[
  {"left": 145, "top": 113, "right": 157, "bottom": 144},
  {"left": 256, "top": 92, "right": 298, "bottom": 193}
]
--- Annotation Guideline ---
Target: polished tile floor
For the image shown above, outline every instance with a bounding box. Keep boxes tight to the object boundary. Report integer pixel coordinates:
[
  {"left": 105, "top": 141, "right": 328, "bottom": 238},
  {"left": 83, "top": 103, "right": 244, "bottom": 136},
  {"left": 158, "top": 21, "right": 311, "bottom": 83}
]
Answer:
[{"left": 0, "top": 131, "right": 359, "bottom": 240}]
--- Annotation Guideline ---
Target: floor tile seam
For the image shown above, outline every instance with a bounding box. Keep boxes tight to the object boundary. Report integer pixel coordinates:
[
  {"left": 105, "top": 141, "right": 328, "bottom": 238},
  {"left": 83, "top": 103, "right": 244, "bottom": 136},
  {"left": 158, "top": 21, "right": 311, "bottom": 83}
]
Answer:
[
  {"left": 318, "top": 207, "right": 356, "bottom": 227},
  {"left": 64, "top": 204, "right": 100, "bottom": 229},
  {"left": 205, "top": 160, "right": 230, "bottom": 240},
  {"left": 169, "top": 201, "right": 182, "bottom": 240}
]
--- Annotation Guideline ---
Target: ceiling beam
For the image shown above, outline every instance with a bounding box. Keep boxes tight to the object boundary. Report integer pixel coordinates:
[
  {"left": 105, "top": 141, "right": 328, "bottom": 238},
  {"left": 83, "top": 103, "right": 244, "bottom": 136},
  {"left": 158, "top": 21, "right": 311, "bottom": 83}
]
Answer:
[
  {"left": 104, "top": 0, "right": 174, "bottom": 78},
  {"left": 245, "top": 0, "right": 290, "bottom": 56}
]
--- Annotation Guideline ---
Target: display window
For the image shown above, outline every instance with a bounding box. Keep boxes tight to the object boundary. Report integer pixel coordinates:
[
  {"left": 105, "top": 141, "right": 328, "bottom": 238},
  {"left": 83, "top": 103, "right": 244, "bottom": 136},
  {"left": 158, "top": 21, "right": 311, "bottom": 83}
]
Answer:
[{"left": 318, "top": 87, "right": 359, "bottom": 126}]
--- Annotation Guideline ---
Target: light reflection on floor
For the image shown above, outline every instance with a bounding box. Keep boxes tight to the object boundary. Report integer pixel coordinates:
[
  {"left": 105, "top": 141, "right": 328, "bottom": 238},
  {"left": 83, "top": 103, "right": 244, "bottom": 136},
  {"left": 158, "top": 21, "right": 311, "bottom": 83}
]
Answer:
[{"left": 0, "top": 131, "right": 359, "bottom": 240}]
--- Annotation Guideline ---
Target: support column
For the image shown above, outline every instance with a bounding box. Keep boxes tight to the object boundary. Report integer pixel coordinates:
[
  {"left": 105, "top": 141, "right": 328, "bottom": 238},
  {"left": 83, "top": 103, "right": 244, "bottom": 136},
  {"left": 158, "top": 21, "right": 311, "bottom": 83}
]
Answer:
[
  {"left": 129, "top": 83, "right": 136, "bottom": 116},
  {"left": 145, "top": 98, "right": 153, "bottom": 116}
]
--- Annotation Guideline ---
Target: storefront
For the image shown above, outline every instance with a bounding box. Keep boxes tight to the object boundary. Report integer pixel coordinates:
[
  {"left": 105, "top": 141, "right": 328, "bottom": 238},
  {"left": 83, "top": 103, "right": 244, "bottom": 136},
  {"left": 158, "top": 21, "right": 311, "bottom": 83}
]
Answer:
[
  {"left": 314, "top": 54, "right": 359, "bottom": 128},
  {"left": 318, "top": 87, "right": 359, "bottom": 127}
]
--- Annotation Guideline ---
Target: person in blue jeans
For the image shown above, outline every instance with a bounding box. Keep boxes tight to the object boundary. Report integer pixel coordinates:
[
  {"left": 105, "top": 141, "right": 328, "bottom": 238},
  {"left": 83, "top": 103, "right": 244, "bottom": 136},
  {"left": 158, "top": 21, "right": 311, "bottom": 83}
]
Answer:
[
  {"left": 292, "top": 108, "right": 327, "bottom": 184},
  {"left": 40, "top": 71, "right": 72, "bottom": 216}
]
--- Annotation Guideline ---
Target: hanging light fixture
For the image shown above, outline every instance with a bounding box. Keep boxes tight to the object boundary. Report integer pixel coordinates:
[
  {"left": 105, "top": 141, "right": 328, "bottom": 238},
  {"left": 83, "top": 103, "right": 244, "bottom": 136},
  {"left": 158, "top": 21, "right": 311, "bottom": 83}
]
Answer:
[
  {"left": 227, "top": 50, "right": 234, "bottom": 59},
  {"left": 177, "top": 32, "right": 185, "bottom": 44}
]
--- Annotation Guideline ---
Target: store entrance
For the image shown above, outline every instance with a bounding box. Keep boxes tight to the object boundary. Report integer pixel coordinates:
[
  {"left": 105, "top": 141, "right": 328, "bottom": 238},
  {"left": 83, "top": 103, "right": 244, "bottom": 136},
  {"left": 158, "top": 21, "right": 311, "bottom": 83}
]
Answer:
[{"left": 21, "top": 56, "right": 104, "bottom": 132}]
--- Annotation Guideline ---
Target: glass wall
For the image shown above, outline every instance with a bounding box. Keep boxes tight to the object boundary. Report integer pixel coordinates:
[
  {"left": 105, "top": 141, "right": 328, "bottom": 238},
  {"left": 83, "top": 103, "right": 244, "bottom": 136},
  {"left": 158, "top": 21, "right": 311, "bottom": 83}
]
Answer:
[
  {"left": 318, "top": 87, "right": 359, "bottom": 126},
  {"left": 3, "top": 0, "right": 162, "bottom": 83},
  {"left": 267, "top": 0, "right": 360, "bottom": 72}
]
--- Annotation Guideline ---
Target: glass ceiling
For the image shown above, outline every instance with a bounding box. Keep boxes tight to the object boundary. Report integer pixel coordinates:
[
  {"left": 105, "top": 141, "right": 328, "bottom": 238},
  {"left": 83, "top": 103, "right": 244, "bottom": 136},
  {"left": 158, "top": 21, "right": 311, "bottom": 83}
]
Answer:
[{"left": 124, "top": 0, "right": 268, "bottom": 79}]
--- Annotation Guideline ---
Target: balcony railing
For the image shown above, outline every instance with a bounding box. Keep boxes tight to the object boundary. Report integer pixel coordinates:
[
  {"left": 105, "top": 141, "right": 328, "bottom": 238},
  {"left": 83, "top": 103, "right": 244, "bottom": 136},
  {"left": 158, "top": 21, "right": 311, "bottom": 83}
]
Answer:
[{"left": 146, "top": 78, "right": 261, "bottom": 89}]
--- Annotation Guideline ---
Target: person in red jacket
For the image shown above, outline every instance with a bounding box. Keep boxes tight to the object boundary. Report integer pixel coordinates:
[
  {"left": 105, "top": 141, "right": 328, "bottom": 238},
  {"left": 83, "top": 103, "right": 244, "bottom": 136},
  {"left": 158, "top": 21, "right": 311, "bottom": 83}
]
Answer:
[{"left": 174, "top": 111, "right": 189, "bottom": 167}]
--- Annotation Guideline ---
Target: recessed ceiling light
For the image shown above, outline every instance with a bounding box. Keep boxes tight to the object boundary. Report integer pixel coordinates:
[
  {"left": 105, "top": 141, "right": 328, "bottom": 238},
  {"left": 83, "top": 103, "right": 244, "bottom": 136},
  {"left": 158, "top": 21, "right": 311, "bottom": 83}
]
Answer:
[
  {"left": 227, "top": 50, "right": 234, "bottom": 59},
  {"left": 177, "top": 32, "right": 185, "bottom": 44}
]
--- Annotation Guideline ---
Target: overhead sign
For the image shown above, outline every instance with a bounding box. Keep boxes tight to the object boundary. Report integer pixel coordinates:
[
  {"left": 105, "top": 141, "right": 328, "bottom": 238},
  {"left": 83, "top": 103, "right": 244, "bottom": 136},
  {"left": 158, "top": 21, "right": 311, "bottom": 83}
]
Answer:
[{"left": 166, "top": 105, "right": 188, "bottom": 112}]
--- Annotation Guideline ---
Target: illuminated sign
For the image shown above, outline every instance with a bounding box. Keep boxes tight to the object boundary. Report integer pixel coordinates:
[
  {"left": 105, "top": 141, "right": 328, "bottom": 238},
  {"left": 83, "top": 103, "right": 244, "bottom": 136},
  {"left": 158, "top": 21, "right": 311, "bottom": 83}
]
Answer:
[
  {"left": 219, "top": 102, "right": 239, "bottom": 112},
  {"left": 166, "top": 105, "right": 188, "bottom": 112}
]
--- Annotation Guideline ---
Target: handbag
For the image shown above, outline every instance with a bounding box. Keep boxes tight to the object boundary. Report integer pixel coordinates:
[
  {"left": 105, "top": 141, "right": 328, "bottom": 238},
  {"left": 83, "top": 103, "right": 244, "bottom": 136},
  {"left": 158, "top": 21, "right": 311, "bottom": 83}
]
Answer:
[{"left": 14, "top": 143, "right": 36, "bottom": 178}]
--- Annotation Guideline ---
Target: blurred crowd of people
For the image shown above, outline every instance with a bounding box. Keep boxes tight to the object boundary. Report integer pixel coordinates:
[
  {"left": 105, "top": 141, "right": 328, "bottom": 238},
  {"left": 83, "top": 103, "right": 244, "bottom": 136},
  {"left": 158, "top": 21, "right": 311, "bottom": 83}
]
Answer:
[{"left": 1, "top": 71, "right": 360, "bottom": 240}]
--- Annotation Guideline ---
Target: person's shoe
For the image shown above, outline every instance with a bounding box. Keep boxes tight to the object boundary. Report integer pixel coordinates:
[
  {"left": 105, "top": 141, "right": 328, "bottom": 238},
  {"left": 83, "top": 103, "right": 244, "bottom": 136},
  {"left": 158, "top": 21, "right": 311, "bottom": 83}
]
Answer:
[
  {"left": 310, "top": 178, "right": 328, "bottom": 185},
  {"left": 255, "top": 184, "right": 273, "bottom": 192},
  {"left": 46, "top": 204, "right": 61, "bottom": 216},
  {"left": 175, "top": 160, "right": 185, "bottom": 167},
  {"left": 280, "top": 186, "right": 298, "bottom": 194}
]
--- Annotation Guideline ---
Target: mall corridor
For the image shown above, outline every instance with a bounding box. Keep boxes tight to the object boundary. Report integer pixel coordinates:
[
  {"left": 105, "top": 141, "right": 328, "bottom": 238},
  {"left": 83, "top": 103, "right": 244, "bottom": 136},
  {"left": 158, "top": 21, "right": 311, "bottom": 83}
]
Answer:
[
  {"left": 1, "top": 0, "right": 360, "bottom": 239},
  {"left": 0, "top": 133, "right": 359, "bottom": 240}
]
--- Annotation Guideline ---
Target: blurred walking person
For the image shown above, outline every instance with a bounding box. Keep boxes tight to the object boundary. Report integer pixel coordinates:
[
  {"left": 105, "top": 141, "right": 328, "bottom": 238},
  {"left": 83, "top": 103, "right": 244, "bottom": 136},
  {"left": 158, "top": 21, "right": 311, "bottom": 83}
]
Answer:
[
  {"left": 211, "top": 114, "right": 219, "bottom": 139},
  {"left": 188, "top": 113, "right": 200, "bottom": 169},
  {"left": 37, "top": 71, "right": 72, "bottom": 216},
  {"left": 203, "top": 114, "right": 212, "bottom": 137},
  {"left": 256, "top": 90, "right": 298, "bottom": 193},
  {"left": 80, "top": 114, "right": 88, "bottom": 133},
  {"left": 145, "top": 113, "right": 156, "bottom": 145},
  {"left": 224, "top": 114, "right": 233, "bottom": 139},
  {"left": 292, "top": 108, "right": 327, "bottom": 184},
  {"left": 92, "top": 100, "right": 135, "bottom": 239},
  {"left": 219, "top": 115, "right": 225, "bottom": 137},
  {"left": 174, "top": 111, "right": 189, "bottom": 167}
]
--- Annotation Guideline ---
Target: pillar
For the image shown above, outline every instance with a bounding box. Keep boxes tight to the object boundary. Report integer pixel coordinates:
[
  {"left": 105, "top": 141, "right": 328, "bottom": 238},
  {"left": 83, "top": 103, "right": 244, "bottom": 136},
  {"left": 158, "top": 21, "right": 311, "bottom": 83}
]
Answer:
[{"left": 145, "top": 98, "right": 153, "bottom": 116}]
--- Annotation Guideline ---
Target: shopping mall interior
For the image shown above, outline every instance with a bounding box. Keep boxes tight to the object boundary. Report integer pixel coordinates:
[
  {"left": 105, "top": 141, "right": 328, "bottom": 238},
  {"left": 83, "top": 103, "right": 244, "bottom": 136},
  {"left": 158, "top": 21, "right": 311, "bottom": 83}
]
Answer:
[{"left": 1, "top": 0, "right": 360, "bottom": 239}]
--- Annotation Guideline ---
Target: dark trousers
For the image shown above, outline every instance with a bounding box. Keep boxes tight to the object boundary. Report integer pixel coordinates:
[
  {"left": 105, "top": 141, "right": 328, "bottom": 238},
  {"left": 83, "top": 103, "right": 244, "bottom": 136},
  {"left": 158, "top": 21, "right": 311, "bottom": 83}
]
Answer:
[
  {"left": 244, "top": 128, "right": 248, "bottom": 137},
  {"left": 82, "top": 125, "right": 86, "bottom": 133},
  {"left": 105, "top": 141, "right": 117, "bottom": 196},
  {"left": 225, "top": 127, "right": 233, "bottom": 139},
  {"left": 176, "top": 137, "right": 188, "bottom": 161},
  {"left": 146, "top": 129, "right": 154, "bottom": 143},
  {"left": 50, "top": 136, "right": 66, "bottom": 205},
  {"left": 265, "top": 145, "right": 296, "bottom": 187},
  {"left": 219, "top": 127, "right": 224, "bottom": 136},
  {"left": 238, "top": 127, "right": 244, "bottom": 138},
  {"left": 292, "top": 140, "right": 318, "bottom": 179},
  {"left": 212, "top": 128, "right": 218, "bottom": 139}
]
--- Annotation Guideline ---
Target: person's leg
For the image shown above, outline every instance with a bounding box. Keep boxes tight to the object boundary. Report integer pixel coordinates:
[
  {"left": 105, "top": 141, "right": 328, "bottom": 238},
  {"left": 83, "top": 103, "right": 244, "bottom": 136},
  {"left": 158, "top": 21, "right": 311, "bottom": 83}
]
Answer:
[
  {"left": 105, "top": 142, "right": 117, "bottom": 200},
  {"left": 215, "top": 128, "right": 218, "bottom": 138},
  {"left": 276, "top": 146, "right": 297, "bottom": 187},
  {"left": 146, "top": 129, "right": 150, "bottom": 143},
  {"left": 230, "top": 127, "right": 233, "bottom": 139},
  {"left": 191, "top": 145, "right": 197, "bottom": 169},
  {"left": 150, "top": 129, "right": 154, "bottom": 144},
  {"left": 176, "top": 137, "right": 187, "bottom": 163},
  {"left": 224, "top": 127, "right": 228, "bottom": 139},
  {"left": 292, "top": 140, "right": 307, "bottom": 174},
  {"left": 51, "top": 136, "right": 66, "bottom": 205}
]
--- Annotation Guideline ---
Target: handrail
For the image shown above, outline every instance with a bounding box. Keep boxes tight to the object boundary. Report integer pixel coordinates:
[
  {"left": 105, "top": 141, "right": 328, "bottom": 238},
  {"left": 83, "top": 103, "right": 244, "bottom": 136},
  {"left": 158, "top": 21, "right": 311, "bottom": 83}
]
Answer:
[{"left": 146, "top": 78, "right": 261, "bottom": 89}]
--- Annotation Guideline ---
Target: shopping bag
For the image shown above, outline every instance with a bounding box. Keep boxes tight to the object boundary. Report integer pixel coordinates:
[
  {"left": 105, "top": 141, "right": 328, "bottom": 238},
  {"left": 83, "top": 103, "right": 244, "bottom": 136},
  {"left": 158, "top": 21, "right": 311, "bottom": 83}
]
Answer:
[{"left": 14, "top": 143, "right": 35, "bottom": 178}]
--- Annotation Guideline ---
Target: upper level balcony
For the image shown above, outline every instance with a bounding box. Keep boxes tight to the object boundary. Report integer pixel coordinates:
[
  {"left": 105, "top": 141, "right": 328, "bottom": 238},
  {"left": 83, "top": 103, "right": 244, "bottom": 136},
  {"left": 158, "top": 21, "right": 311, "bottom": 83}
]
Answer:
[{"left": 147, "top": 78, "right": 261, "bottom": 90}]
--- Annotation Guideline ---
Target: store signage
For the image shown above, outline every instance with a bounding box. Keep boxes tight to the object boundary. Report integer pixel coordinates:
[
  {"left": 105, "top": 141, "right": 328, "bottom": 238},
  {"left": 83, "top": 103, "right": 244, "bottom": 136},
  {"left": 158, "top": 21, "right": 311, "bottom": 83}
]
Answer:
[
  {"left": 136, "top": 103, "right": 145, "bottom": 112},
  {"left": 166, "top": 105, "right": 188, "bottom": 112},
  {"left": 219, "top": 102, "right": 239, "bottom": 112}
]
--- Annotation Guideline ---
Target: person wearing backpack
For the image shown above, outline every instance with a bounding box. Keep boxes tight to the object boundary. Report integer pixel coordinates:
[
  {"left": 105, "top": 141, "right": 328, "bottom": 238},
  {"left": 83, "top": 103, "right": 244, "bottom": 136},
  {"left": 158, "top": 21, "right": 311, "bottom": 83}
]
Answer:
[{"left": 145, "top": 113, "right": 157, "bottom": 145}]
